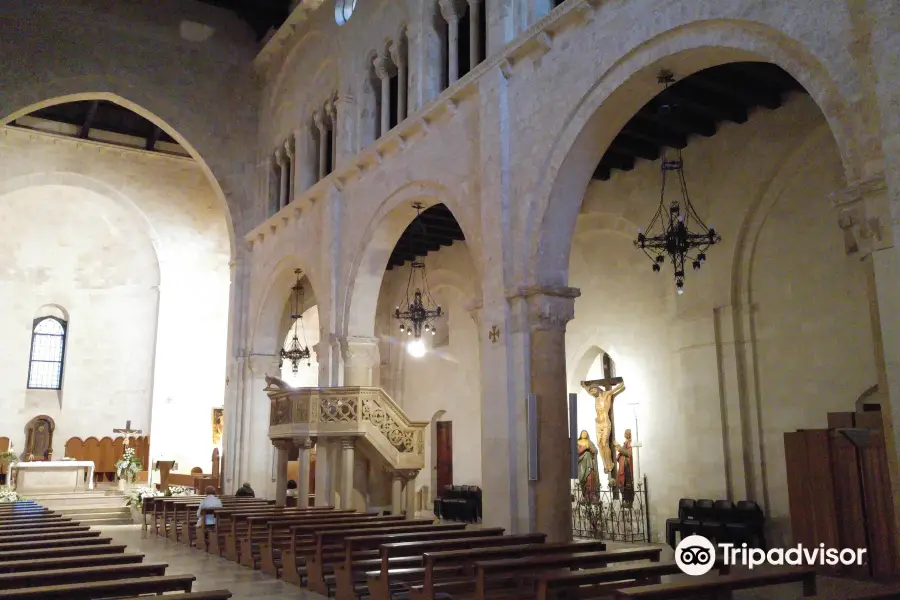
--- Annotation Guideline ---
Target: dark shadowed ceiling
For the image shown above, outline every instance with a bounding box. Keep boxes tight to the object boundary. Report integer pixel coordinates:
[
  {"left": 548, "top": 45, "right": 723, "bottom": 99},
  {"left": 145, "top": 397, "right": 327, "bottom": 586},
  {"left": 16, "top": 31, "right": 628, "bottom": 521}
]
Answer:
[
  {"left": 387, "top": 204, "right": 466, "bottom": 270},
  {"left": 594, "top": 62, "right": 807, "bottom": 180},
  {"left": 195, "top": 0, "right": 293, "bottom": 40}
]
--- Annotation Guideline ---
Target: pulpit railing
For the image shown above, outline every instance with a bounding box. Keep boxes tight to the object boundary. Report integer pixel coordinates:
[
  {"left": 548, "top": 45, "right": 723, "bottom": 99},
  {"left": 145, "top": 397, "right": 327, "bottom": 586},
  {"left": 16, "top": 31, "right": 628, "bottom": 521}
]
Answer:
[
  {"left": 571, "top": 476, "right": 650, "bottom": 542},
  {"left": 265, "top": 378, "right": 426, "bottom": 471}
]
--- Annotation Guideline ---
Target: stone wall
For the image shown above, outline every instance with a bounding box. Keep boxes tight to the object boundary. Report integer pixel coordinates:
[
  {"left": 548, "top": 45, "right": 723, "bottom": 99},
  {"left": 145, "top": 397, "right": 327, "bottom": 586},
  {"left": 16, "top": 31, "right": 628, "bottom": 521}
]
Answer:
[{"left": 0, "top": 128, "right": 231, "bottom": 471}]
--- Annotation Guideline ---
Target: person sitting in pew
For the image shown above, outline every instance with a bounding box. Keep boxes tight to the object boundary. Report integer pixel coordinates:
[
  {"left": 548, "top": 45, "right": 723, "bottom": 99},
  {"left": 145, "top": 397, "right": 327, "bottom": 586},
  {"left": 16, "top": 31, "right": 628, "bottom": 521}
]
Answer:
[
  {"left": 287, "top": 480, "right": 298, "bottom": 498},
  {"left": 197, "top": 486, "right": 223, "bottom": 529},
  {"left": 235, "top": 483, "right": 255, "bottom": 498}
]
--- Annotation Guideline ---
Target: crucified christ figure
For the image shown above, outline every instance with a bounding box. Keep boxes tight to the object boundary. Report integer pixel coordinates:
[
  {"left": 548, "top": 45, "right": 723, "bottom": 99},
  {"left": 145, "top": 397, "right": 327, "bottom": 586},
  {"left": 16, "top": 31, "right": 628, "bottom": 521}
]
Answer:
[{"left": 582, "top": 378, "right": 625, "bottom": 475}]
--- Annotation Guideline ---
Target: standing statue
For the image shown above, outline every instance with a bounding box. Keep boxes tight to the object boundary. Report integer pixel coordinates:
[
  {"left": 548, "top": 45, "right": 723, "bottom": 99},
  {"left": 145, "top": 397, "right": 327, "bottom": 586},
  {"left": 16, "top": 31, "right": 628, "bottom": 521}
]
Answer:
[
  {"left": 576, "top": 430, "right": 599, "bottom": 499},
  {"left": 615, "top": 428, "right": 635, "bottom": 507},
  {"left": 581, "top": 380, "right": 626, "bottom": 475}
]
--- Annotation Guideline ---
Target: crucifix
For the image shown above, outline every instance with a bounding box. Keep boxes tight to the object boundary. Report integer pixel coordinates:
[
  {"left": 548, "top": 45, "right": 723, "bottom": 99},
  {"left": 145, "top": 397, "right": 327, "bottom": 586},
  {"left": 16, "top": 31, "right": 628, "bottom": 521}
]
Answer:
[
  {"left": 113, "top": 420, "right": 142, "bottom": 446},
  {"left": 581, "top": 353, "right": 625, "bottom": 480}
]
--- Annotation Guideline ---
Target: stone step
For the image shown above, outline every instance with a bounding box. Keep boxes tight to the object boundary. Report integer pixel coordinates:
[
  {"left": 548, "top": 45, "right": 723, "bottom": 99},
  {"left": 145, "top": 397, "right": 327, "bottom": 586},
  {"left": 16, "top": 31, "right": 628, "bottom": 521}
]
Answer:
[
  {"left": 56, "top": 506, "right": 130, "bottom": 515},
  {"left": 75, "top": 517, "right": 134, "bottom": 526}
]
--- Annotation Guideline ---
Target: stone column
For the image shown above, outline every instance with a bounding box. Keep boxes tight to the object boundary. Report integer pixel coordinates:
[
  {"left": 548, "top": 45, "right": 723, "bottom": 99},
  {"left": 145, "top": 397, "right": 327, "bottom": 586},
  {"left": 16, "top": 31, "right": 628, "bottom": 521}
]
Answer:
[
  {"left": 524, "top": 286, "right": 580, "bottom": 542},
  {"left": 467, "top": 0, "right": 483, "bottom": 70},
  {"left": 341, "top": 336, "right": 381, "bottom": 386},
  {"left": 404, "top": 470, "right": 420, "bottom": 519},
  {"left": 273, "top": 439, "right": 291, "bottom": 507},
  {"left": 390, "top": 40, "right": 407, "bottom": 123},
  {"left": 245, "top": 354, "right": 281, "bottom": 494},
  {"left": 283, "top": 138, "right": 294, "bottom": 208},
  {"left": 391, "top": 472, "right": 403, "bottom": 515},
  {"left": 314, "top": 437, "right": 331, "bottom": 506},
  {"left": 275, "top": 147, "right": 288, "bottom": 211},
  {"left": 313, "top": 108, "right": 328, "bottom": 181},
  {"left": 341, "top": 438, "right": 356, "bottom": 510},
  {"left": 439, "top": 0, "right": 462, "bottom": 85},
  {"left": 296, "top": 437, "right": 312, "bottom": 507},
  {"left": 373, "top": 53, "right": 393, "bottom": 138},
  {"left": 334, "top": 91, "right": 357, "bottom": 165}
]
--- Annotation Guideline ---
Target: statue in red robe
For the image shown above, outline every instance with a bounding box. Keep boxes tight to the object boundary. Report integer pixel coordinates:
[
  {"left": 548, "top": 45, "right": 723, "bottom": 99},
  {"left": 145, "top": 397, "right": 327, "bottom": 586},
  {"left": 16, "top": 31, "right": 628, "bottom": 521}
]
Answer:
[{"left": 615, "top": 428, "right": 634, "bottom": 507}]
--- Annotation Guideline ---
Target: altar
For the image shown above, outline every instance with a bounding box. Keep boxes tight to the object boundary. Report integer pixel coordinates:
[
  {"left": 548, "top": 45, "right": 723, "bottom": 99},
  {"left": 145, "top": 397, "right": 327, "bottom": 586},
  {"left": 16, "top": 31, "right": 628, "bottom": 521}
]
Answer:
[{"left": 13, "top": 461, "right": 95, "bottom": 492}]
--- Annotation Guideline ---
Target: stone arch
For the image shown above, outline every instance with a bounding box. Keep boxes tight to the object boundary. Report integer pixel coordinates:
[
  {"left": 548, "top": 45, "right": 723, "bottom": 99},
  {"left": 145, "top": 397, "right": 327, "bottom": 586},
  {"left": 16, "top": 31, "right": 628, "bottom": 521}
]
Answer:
[
  {"left": 265, "top": 30, "right": 330, "bottom": 114},
  {"left": 0, "top": 92, "right": 237, "bottom": 257},
  {"left": 0, "top": 171, "right": 163, "bottom": 285},
  {"left": 525, "top": 20, "right": 865, "bottom": 288},
  {"left": 343, "top": 180, "right": 480, "bottom": 340},
  {"left": 251, "top": 255, "right": 323, "bottom": 357}
]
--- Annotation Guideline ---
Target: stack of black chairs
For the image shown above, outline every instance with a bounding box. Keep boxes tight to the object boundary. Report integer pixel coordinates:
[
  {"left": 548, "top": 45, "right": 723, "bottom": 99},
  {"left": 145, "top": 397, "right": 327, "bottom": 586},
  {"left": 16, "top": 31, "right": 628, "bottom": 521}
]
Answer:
[
  {"left": 433, "top": 485, "right": 482, "bottom": 522},
  {"left": 665, "top": 498, "right": 766, "bottom": 549}
]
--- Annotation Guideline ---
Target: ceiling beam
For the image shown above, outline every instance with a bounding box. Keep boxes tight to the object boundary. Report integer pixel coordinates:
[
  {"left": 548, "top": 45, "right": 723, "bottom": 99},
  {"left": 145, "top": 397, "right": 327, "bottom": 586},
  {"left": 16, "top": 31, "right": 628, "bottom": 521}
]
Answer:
[
  {"left": 634, "top": 110, "right": 716, "bottom": 138},
  {"left": 619, "top": 125, "right": 687, "bottom": 150},
  {"left": 77, "top": 101, "right": 100, "bottom": 139},
  {"left": 661, "top": 88, "right": 748, "bottom": 124},
  {"left": 607, "top": 137, "right": 660, "bottom": 162},
  {"left": 146, "top": 126, "right": 162, "bottom": 151},
  {"left": 688, "top": 70, "right": 782, "bottom": 110}
]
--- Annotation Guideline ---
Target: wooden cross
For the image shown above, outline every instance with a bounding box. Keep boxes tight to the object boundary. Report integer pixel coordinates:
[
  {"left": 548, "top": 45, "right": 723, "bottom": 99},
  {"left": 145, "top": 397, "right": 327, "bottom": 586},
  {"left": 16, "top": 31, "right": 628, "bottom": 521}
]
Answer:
[
  {"left": 113, "top": 420, "right": 142, "bottom": 446},
  {"left": 582, "top": 353, "right": 625, "bottom": 477}
]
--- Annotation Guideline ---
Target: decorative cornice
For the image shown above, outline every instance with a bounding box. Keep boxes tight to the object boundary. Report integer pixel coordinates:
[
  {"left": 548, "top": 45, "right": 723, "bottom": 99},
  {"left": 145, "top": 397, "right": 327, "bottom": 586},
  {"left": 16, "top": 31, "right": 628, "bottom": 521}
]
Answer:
[{"left": 828, "top": 174, "right": 887, "bottom": 208}]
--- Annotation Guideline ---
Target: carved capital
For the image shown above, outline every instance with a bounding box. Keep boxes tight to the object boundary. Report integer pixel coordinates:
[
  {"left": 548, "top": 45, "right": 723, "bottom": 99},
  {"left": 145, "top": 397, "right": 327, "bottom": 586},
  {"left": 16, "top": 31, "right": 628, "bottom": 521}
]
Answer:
[
  {"left": 439, "top": 0, "right": 464, "bottom": 22},
  {"left": 341, "top": 437, "right": 356, "bottom": 450},
  {"left": 274, "top": 146, "right": 285, "bottom": 164},
  {"left": 324, "top": 96, "right": 337, "bottom": 122},
  {"left": 373, "top": 53, "right": 394, "bottom": 80},
  {"left": 340, "top": 336, "right": 380, "bottom": 367},
  {"left": 509, "top": 286, "right": 580, "bottom": 332},
  {"left": 389, "top": 39, "right": 407, "bottom": 69},
  {"left": 829, "top": 174, "right": 892, "bottom": 257},
  {"left": 295, "top": 437, "right": 313, "bottom": 450},
  {"left": 273, "top": 439, "right": 293, "bottom": 452},
  {"left": 312, "top": 107, "right": 327, "bottom": 133},
  {"left": 283, "top": 138, "right": 294, "bottom": 159},
  {"left": 397, "top": 469, "right": 420, "bottom": 482}
]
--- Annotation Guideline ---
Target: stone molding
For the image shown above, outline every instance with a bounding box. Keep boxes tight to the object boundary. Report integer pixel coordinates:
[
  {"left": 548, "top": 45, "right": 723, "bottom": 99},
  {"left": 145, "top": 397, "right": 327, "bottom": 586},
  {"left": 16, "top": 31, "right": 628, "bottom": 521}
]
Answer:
[
  {"left": 248, "top": 353, "right": 280, "bottom": 375},
  {"left": 339, "top": 336, "right": 380, "bottom": 366},
  {"left": 829, "top": 174, "right": 892, "bottom": 256},
  {"left": 273, "top": 439, "right": 293, "bottom": 451},
  {"left": 505, "top": 285, "right": 581, "bottom": 332}
]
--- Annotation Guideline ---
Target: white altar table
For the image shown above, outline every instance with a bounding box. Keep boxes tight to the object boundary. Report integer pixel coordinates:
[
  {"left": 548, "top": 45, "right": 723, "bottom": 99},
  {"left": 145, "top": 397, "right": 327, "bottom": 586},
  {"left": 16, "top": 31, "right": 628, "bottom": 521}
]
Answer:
[{"left": 14, "top": 461, "right": 95, "bottom": 492}]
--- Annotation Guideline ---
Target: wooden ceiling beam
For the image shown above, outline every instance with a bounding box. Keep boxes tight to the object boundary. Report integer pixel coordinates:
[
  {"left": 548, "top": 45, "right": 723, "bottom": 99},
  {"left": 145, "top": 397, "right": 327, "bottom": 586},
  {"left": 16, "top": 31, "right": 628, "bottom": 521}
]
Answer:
[
  {"left": 607, "top": 137, "right": 660, "bottom": 162},
  {"left": 146, "top": 126, "right": 162, "bottom": 151},
  {"left": 77, "top": 101, "right": 100, "bottom": 139}
]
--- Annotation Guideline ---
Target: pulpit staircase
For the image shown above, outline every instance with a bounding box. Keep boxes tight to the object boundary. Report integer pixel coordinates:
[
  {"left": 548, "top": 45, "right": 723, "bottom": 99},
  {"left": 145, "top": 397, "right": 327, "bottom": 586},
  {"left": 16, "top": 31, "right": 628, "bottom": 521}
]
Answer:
[{"left": 265, "top": 377, "right": 427, "bottom": 474}]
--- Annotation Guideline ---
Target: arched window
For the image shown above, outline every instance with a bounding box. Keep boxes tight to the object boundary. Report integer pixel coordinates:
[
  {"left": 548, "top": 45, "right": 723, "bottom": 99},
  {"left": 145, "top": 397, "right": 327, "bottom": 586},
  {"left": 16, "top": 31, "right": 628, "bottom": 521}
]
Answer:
[{"left": 27, "top": 317, "right": 67, "bottom": 390}]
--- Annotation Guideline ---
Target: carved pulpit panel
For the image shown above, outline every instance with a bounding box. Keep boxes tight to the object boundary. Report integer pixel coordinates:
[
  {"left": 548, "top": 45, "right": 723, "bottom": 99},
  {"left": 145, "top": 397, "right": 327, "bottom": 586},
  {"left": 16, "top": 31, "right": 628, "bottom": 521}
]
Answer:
[{"left": 25, "top": 415, "right": 55, "bottom": 461}]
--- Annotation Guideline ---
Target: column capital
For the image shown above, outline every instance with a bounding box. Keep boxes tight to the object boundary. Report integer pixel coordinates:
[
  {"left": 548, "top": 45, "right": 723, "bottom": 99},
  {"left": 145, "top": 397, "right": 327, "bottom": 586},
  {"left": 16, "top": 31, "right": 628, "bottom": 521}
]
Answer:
[
  {"left": 439, "top": 0, "right": 464, "bottom": 22},
  {"left": 283, "top": 137, "right": 294, "bottom": 159},
  {"left": 341, "top": 437, "right": 357, "bottom": 450},
  {"left": 313, "top": 107, "right": 327, "bottom": 133},
  {"left": 339, "top": 336, "right": 380, "bottom": 366},
  {"left": 395, "top": 469, "right": 419, "bottom": 481},
  {"left": 829, "top": 173, "right": 892, "bottom": 257},
  {"left": 272, "top": 439, "right": 293, "bottom": 451},
  {"left": 389, "top": 39, "right": 407, "bottom": 68},
  {"left": 508, "top": 285, "right": 580, "bottom": 332},
  {"left": 324, "top": 96, "right": 337, "bottom": 122},
  {"left": 248, "top": 354, "right": 281, "bottom": 375},
  {"left": 466, "top": 0, "right": 483, "bottom": 5},
  {"left": 298, "top": 437, "right": 313, "bottom": 450},
  {"left": 274, "top": 146, "right": 285, "bottom": 163},
  {"left": 373, "top": 52, "right": 394, "bottom": 80}
]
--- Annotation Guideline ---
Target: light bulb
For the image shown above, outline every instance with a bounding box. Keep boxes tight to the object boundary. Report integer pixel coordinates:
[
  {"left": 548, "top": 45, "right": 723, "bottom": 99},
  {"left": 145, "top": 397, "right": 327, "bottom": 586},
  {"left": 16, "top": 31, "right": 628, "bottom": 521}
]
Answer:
[
  {"left": 407, "top": 329, "right": 412, "bottom": 336},
  {"left": 431, "top": 329, "right": 436, "bottom": 335},
  {"left": 407, "top": 339, "right": 426, "bottom": 358},
  {"left": 677, "top": 287, "right": 684, "bottom": 295}
]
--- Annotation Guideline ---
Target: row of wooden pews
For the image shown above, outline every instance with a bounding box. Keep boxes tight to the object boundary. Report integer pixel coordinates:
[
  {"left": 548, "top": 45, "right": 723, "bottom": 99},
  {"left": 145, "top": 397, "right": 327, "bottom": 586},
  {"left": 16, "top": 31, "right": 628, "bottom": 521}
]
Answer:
[
  {"left": 0, "top": 499, "right": 232, "bottom": 599},
  {"left": 144, "top": 496, "right": 900, "bottom": 600}
]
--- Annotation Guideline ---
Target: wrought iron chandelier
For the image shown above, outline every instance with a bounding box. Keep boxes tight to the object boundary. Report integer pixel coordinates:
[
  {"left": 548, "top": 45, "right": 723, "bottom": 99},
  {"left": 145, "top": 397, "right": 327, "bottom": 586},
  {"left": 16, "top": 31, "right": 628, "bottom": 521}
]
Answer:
[
  {"left": 280, "top": 269, "right": 311, "bottom": 372},
  {"left": 394, "top": 203, "right": 442, "bottom": 356},
  {"left": 634, "top": 71, "right": 721, "bottom": 295}
]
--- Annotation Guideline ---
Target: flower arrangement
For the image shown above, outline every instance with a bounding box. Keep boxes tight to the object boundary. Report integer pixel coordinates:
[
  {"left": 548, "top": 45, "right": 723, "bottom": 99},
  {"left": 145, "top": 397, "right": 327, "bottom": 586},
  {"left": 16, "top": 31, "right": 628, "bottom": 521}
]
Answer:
[
  {"left": 115, "top": 447, "right": 142, "bottom": 483},
  {"left": 0, "top": 450, "right": 19, "bottom": 467},
  {"left": 165, "top": 485, "right": 191, "bottom": 497},
  {"left": 124, "top": 486, "right": 162, "bottom": 508},
  {"left": 0, "top": 489, "right": 19, "bottom": 503}
]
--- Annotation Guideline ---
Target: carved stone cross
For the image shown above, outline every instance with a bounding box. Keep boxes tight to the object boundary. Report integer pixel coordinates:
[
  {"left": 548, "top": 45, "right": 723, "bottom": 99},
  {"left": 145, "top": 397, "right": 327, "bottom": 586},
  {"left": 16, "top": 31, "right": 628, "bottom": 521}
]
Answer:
[{"left": 113, "top": 420, "right": 142, "bottom": 446}]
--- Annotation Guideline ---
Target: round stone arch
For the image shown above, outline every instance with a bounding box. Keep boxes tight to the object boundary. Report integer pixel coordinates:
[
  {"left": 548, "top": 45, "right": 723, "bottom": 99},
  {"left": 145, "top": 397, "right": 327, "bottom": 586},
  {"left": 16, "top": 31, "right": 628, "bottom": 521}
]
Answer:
[
  {"left": 264, "top": 29, "right": 331, "bottom": 115},
  {"left": 0, "top": 90, "right": 238, "bottom": 257},
  {"left": 250, "top": 255, "right": 323, "bottom": 358},
  {"left": 524, "top": 20, "right": 865, "bottom": 289},
  {"left": 342, "top": 180, "right": 481, "bottom": 340}
]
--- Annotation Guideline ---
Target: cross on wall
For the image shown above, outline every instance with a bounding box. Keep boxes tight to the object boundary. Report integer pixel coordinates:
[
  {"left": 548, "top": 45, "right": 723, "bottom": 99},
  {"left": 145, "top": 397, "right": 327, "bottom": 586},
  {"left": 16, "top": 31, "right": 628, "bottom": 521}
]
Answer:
[{"left": 113, "top": 420, "right": 142, "bottom": 446}]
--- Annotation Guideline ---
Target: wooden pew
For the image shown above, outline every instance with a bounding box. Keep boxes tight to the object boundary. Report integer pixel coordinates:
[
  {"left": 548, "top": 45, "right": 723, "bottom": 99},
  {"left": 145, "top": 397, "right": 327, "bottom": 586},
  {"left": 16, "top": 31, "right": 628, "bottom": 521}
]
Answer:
[
  {"left": 0, "top": 574, "right": 196, "bottom": 599},
  {"left": 365, "top": 533, "right": 548, "bottom": 600},
  {"left": 0, "top": 519, "right": 75, "bottom": 531},
  {"left": 0, "top": 562, "right": 168, "bottom": 590},
  {"left": 237, "top": 509, "right": 366, "bottom": 567},
  {"left": 0, "top": 542, "right": 124, "bottom": 563},
  {"left": 528, "top": 560, "right": 728, "bottom": 600},
  {"left": 281, "top": 517, "right": 433, "bottom": 585},
  {"left": 172, "top": 497, "right": 275, "bottom": 544},
  {"left": 203, "top": 504, "right": 298, "bottom": 556},
  {"left": 306, "top": 523, "right": 472, "bottom": 595},
  {"left": 0, "top": 553, "right": 145, "bottom": 574},
  {"left": 117, "top": 591, "right": 233, "bottom": 600},
  {"left": 157, "top": 497, "right": 270, "bottom": 540},
  {"left": 191, "top": 499, "right": 277, "bottom": 549},
  {"left": 0, "top": 525, "right": 89, "bottom": 537},
  {"left": 0, "top": 529, "right": 98, "bottom": 544},
  {"left": 613, "top": 566, "right": 817, "bottom": 599},
  {"left": 841, "top": 584, "right": 900, "bottom": 599}
]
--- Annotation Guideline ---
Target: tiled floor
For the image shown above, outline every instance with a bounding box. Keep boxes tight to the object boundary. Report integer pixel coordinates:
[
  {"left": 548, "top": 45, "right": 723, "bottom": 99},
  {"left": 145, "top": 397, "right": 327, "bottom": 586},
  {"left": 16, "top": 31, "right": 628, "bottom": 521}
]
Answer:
[
  {"left": 101, "top": 525, "right": 890, "bottom": 599},
  {"left": 100, "top": 525, "right": 327, "bottom": 599}
]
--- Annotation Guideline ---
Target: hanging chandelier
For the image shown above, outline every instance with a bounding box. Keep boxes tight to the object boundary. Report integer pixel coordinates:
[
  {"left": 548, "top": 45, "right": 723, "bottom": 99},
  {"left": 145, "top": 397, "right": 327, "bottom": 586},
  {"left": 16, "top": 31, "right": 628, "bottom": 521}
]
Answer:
[
  {"left": 280, "top": 269, "right": 311, "bottom": 372},
  {"left": 634, "top": 70, "right": 721, "bottom": 295},
  {"left": 394, "top": 203, "right": 442, "bottom": 357}
]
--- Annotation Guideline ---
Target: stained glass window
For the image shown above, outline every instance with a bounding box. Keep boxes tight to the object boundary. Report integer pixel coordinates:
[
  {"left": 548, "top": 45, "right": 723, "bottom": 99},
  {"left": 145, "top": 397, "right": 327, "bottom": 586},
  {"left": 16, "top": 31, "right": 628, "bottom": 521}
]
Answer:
[
  {"left": 335, "top": 0, "right": 357, "bottom": 25},
  {"left": 27, "top": 317, "right": 67, "bottom": 390}
]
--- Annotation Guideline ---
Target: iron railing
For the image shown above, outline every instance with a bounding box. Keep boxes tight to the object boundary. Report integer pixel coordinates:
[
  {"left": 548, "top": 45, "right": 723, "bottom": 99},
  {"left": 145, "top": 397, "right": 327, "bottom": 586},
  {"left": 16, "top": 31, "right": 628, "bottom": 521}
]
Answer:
[{"left": 572, "top": 476, "right": 650, "bottom": 543}]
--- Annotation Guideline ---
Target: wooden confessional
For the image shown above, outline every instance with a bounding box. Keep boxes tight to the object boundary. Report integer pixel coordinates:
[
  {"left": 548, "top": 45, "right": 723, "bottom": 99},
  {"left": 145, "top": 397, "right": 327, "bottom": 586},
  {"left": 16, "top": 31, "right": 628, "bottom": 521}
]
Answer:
[{"left": 784, "top": 410, "right": 900, "bottom": 581}]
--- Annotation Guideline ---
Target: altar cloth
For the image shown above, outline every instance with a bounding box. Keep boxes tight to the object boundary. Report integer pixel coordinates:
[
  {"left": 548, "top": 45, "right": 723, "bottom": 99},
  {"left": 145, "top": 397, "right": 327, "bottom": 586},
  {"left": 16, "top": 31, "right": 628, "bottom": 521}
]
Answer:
[{"left": 13, "top": 460, "right": 95, "bottom": 492}]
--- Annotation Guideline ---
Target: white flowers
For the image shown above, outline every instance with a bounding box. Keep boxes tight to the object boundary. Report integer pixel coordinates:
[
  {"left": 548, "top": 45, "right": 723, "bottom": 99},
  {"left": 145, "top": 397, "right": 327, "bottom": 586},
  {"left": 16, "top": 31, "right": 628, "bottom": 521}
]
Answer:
[
  {"left": 115, "top": 447, "right": 143, "bottom": 483},
  {"left": 0, "top": 489, "right": 20, "bottom": 503},
  {"left": 124, "top": 486, "right": 162, "bottom": 507},
  {"left": 167, "top": 485, "right": 191, "bottom": 497}
]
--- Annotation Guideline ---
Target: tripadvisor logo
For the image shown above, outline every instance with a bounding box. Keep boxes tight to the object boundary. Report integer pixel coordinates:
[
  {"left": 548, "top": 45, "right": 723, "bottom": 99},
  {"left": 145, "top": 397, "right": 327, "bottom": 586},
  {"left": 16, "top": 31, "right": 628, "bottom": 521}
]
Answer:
[{"left": 675, "top": 535, "right": 867, "bottom": 576}]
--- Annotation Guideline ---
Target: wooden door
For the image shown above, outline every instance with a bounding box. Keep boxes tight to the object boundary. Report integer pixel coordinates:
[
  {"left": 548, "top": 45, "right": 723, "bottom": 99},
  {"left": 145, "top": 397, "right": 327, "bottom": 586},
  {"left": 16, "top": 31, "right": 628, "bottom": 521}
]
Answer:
[{"left": 436, "top": 421, "right": 453, "bottom": 490}]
